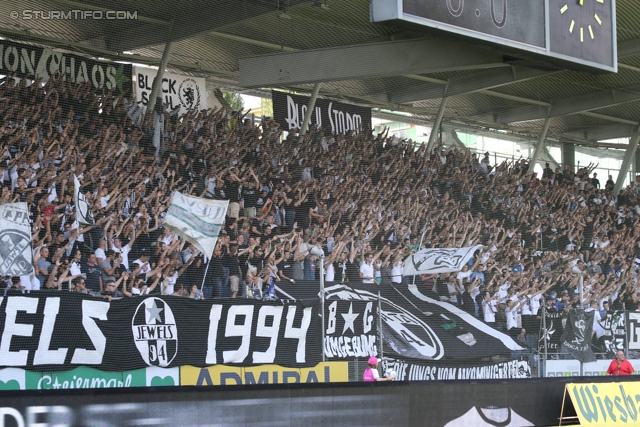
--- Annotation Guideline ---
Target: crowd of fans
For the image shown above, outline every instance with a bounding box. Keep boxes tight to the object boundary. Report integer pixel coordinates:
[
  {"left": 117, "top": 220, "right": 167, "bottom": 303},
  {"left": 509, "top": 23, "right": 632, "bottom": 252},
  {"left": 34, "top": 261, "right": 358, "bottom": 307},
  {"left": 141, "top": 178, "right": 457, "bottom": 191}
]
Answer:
[{"left": 1, "top": 73, "right": 639, "bottom": 347}]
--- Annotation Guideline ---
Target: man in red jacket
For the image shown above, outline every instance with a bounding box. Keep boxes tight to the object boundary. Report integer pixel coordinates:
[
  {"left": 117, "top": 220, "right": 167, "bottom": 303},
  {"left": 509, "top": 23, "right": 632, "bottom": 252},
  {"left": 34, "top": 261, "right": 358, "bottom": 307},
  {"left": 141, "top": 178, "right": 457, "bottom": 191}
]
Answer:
[{"left": 607, "top": 350, "right": 635, "bottom": 376}]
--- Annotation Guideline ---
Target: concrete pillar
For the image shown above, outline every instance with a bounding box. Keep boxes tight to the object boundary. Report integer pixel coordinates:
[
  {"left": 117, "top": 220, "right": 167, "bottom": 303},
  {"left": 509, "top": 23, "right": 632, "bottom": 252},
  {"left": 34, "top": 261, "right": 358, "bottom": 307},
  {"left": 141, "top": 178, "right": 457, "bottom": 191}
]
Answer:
[
  {"left": 614, "top": 129, "right": 640, "bottom": 196},
  {"left": 562, "top": 142, "right": 575, "bottom": 172}
]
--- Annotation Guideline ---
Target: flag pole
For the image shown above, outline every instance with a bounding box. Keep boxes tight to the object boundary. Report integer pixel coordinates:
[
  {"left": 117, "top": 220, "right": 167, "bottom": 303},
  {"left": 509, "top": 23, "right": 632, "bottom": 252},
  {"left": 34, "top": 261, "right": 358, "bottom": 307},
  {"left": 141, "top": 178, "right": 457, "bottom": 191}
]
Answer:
[
  {"left": 412, "top": 227, "right": 428, "bottom": 286},
  {"left": 200, "top": 258, "right": 210, "bottom": 293}
]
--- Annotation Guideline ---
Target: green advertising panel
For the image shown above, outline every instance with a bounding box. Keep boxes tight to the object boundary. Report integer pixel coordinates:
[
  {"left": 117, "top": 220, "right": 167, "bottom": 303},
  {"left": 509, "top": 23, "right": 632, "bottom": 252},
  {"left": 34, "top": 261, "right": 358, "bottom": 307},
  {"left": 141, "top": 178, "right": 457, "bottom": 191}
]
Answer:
[{"left": 0, "top": 367, "right": 179, "bottom": 390}]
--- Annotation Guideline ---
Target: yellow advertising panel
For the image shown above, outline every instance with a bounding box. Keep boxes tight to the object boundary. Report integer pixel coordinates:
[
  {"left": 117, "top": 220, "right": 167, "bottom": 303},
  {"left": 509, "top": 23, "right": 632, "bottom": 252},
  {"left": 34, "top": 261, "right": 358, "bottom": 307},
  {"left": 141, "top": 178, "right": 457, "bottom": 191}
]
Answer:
[
  {"left": 568, "top": 383, "right": 640, "bottom": 426},
  {"left": 180, "top": 362, "right": 348, "bottom": 386}
]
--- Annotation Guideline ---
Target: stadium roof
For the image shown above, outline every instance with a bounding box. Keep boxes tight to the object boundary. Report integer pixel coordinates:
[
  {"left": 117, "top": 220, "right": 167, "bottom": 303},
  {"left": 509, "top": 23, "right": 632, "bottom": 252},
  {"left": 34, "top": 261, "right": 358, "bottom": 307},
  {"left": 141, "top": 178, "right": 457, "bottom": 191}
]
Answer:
[{"left": 0, "top": 0, "right": 639, "bottom": 146}]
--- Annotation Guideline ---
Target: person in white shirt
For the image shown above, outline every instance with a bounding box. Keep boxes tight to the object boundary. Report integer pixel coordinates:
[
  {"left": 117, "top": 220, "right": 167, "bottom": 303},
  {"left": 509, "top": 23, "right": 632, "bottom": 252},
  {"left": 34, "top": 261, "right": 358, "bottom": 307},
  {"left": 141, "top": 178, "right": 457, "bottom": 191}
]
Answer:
[
  {"left": 112, "top": 228, "right": 136, "bottom": 272},
  {"left": 391, "top": 257, "right": 404, "bottom": 284},
  {"left": 94, "top": 240, "right": 107, "bottom": 266},
  {"left": 481, "top": 290, "right": 498, "bottom": 323},
  {"left": 359, "top": 253, "right": 375, "bottom": 284}
]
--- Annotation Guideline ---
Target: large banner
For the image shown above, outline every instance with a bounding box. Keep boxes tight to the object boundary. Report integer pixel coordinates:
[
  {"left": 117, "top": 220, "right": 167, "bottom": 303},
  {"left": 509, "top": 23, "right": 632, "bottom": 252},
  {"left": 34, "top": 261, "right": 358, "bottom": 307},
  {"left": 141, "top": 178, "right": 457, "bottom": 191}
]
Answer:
[
  {"left": 0, "top": 39, "right": 132, "bottom": 93},
  {"left": 384, "top": 357, "right": 531, "bottom": 381},
  {"left": 567, "top": 382, "right": 640, "bottom": 426},
  {"left": 134, "top": 66, "right": 207, "bottom": 115},
  {"left": 403, "top": 246, "right": 483, "bottom": 276},
  {"left": 0, "top": 294, "right": 321, "bottom": 371},
  {"left": 163, "top": 193, "right": 228, "bottom": 258},
  {"left": 324, "top": 300, "right": 378, "bottom": 359},
  {"left": 627, "top": 312, "right": 640, "bottom": 358},
  {"left": 561, "top": 309, "right": 596, "bottom": 363},
  {"left": 323, "top": 283, "right": 523, "bottom": 362},
  {"left": 602, "top": 310, "right": 626, "bottom": 357},
  {"left": 272, "top": 90, "right": 372, "bottom": 134},
  {"left": 0, "top": 202, "right": 34, "bottom": 276},
  {"left": 538, "top": 308, "right": 564, "bottom": 353}
]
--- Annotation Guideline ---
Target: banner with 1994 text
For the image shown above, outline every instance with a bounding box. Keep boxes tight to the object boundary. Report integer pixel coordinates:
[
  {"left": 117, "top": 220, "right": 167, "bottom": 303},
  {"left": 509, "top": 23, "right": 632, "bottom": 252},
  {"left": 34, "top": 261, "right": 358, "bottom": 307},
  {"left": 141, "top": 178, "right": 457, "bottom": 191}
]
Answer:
[{"left": 0, "top": 294, "right": 321, "bottom": 372}]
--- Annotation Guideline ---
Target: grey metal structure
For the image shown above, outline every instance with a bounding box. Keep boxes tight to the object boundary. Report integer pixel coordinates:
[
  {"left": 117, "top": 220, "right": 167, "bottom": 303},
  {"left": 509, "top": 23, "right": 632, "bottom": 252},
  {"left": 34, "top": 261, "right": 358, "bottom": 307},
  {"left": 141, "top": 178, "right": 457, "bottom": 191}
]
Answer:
[{"left": 0, "top": 0, "right": 639, "bottom": 173}]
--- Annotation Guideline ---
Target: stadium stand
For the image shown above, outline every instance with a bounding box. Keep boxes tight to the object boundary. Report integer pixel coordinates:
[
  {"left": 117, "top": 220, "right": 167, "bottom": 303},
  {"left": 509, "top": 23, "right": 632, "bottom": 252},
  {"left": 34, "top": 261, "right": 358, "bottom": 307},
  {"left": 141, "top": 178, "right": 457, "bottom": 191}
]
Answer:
[{"left": 0, "top": 71, "right": 637, "bottom": 330}]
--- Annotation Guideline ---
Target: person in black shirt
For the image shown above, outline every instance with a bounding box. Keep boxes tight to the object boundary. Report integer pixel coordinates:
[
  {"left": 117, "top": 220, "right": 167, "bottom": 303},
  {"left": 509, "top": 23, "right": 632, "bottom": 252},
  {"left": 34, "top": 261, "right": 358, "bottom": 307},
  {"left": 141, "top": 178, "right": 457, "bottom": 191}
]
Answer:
[
  {"left": 223, "top": 245, "right": 243, "bottom": 298},
  {"left": 205, "top": 246, "right": 225, "bottom": 299},
  {"left": 4, "top": 277, "right": 24, "bottom": 296},
  {"left": 277, "top": 250, "right": 296, "bottom": 283},
  {"left": 241, "top": 182, "right": 259, "bottom": 218},
  {"left": 223, "top": 167, "right": 242, "bottom": 219},
  {"left": 250, "top": 211, "right": 265, "bottom": 239}
]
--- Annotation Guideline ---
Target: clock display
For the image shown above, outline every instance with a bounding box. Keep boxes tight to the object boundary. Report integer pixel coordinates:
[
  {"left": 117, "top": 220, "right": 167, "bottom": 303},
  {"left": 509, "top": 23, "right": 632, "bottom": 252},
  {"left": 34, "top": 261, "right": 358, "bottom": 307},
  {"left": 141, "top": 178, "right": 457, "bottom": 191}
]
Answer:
[
  {"left": 371, "top": 0, "right": 617, "bottom": 72},
  {"left": 549, "top": 0, "right": 614, "bottom": 67}
]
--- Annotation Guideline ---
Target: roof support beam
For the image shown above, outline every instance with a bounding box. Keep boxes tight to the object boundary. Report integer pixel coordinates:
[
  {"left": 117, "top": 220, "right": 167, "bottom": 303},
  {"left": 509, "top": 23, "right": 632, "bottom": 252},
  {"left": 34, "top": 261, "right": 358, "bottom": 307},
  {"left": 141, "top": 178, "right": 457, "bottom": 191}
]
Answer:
[
  {"left": 239, "top": 39, "right": 506, "bottom": 88},
  {"left": 494, "top": 85, "right": 640, "bottom": 123},
  {"left": 106, "top": 0, "right": 312, "bottom": 52},
  {"left": 614, "top": 129, "right": 640, "bottom": 195},
  {"left": 426, "top": 97, "right": 449, "bottom": 152},
  {"left": 0, "top": 27, "right": 238, "bottom": 79},
  {"left": 564, "top": 124, "right": 638, "bottom": 141},
  {"left": 391, "top": 65, "right": 552, "bottom": 104},
  {"left": 618, "top": 38, "right": 640, "bottom": 59},
  {"left": 529, "top": 116, "right": 552, "bottom": 173}
]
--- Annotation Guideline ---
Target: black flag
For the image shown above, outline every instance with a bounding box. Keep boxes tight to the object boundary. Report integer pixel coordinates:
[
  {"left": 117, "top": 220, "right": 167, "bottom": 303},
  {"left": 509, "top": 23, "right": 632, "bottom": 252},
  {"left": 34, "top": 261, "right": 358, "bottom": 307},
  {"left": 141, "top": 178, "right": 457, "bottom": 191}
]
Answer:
[{"left": 561, "top": 309, "right": 596, "bottom": 363}]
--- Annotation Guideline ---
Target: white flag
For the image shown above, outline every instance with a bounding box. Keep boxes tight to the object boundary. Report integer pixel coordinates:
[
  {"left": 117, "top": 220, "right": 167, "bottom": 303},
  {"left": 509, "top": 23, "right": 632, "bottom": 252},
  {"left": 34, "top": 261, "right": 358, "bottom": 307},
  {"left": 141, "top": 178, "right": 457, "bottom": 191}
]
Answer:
[
  {"left": 0, "top": 202, "right": 34, "bottom": 276},
  {"left": 403, "top": 245, "right": 483, "bottom": 276},
  {"left": 74, "top": 174, "right": 94, "bottom": 225},
  {"left": 163, "top": 192, "right": 228, "bottom": 259}
]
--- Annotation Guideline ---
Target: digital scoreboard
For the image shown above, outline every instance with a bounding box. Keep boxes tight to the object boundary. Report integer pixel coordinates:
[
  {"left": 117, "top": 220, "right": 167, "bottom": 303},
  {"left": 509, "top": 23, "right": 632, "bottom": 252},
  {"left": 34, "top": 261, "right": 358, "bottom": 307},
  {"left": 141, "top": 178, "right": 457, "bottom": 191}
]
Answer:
[{"left": 371, "top": 0, "right": 617, "bottom": 73}]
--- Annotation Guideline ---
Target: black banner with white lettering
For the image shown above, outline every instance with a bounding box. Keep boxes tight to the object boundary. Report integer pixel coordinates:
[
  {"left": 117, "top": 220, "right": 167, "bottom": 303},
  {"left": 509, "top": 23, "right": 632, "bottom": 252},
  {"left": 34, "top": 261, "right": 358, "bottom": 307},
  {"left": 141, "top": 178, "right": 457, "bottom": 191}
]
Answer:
[
  {"left": 324, "top": 300, "right": 378, "bottom": 359},
  {"left": 627, "top": 312, "right": 640, "bottom": 359},
  {"left": 561, "top": 309, "right": 596, "bottom": 363},
  {"left": 383, "top": 357, "right": 531, "bottom": 381},
  {"left": 0, "top": 39, "right": 132, "bottom": 94},
  {"left": 603, "top": 309, "right": 626, "bottom": 357},
  {"left": 322, "top": 283, "right": 524, "bottom": 361},
  {"left": 0, "top": 294, "right": 321, "bottom": 371},
  {"left": 538, "top": 308, "right": 564, "bottom": 353},
  {"left": 272, "top": 90, "right": 372, "bottom": 134}
]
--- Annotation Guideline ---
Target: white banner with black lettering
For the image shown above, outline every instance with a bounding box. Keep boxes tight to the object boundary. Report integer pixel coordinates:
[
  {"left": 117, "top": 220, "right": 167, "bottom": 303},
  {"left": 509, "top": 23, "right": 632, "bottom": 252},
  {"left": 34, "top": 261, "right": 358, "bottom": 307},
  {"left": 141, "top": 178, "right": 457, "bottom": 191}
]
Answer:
[
  {"left": 163, "top": 193, "right": 228, "bottom": 259},
  {"left": 0, "top": 203, "right": 34, "bottom": 276},
  {"left": 134, "top": 66, "right": 206, "bottom": 115},
  {"left": 403, "top": 245, "right": 483, "bottom": 276},
  {"left": 0, "top": 294, "right": 321, "bottom": 371}
]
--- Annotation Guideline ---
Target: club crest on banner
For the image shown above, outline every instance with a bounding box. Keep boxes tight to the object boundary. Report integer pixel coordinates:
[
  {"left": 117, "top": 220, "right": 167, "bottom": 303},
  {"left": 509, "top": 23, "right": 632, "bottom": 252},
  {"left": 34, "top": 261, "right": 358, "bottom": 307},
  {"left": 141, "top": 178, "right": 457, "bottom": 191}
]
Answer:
[
  {"left": 325, "top": 285, "right": 444, "bottom": 360},
  {"left": 178, "top": 78, "right": 201, "bottom": 111},
  {"left": 132, "top": 298, "right": 178, "bottom": 367},
  {"left": 404, "top": 246, "right": 482, "bottom": 276},
  {"left": 0, "top": 203, "right": 33, "bottom": 276}
]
